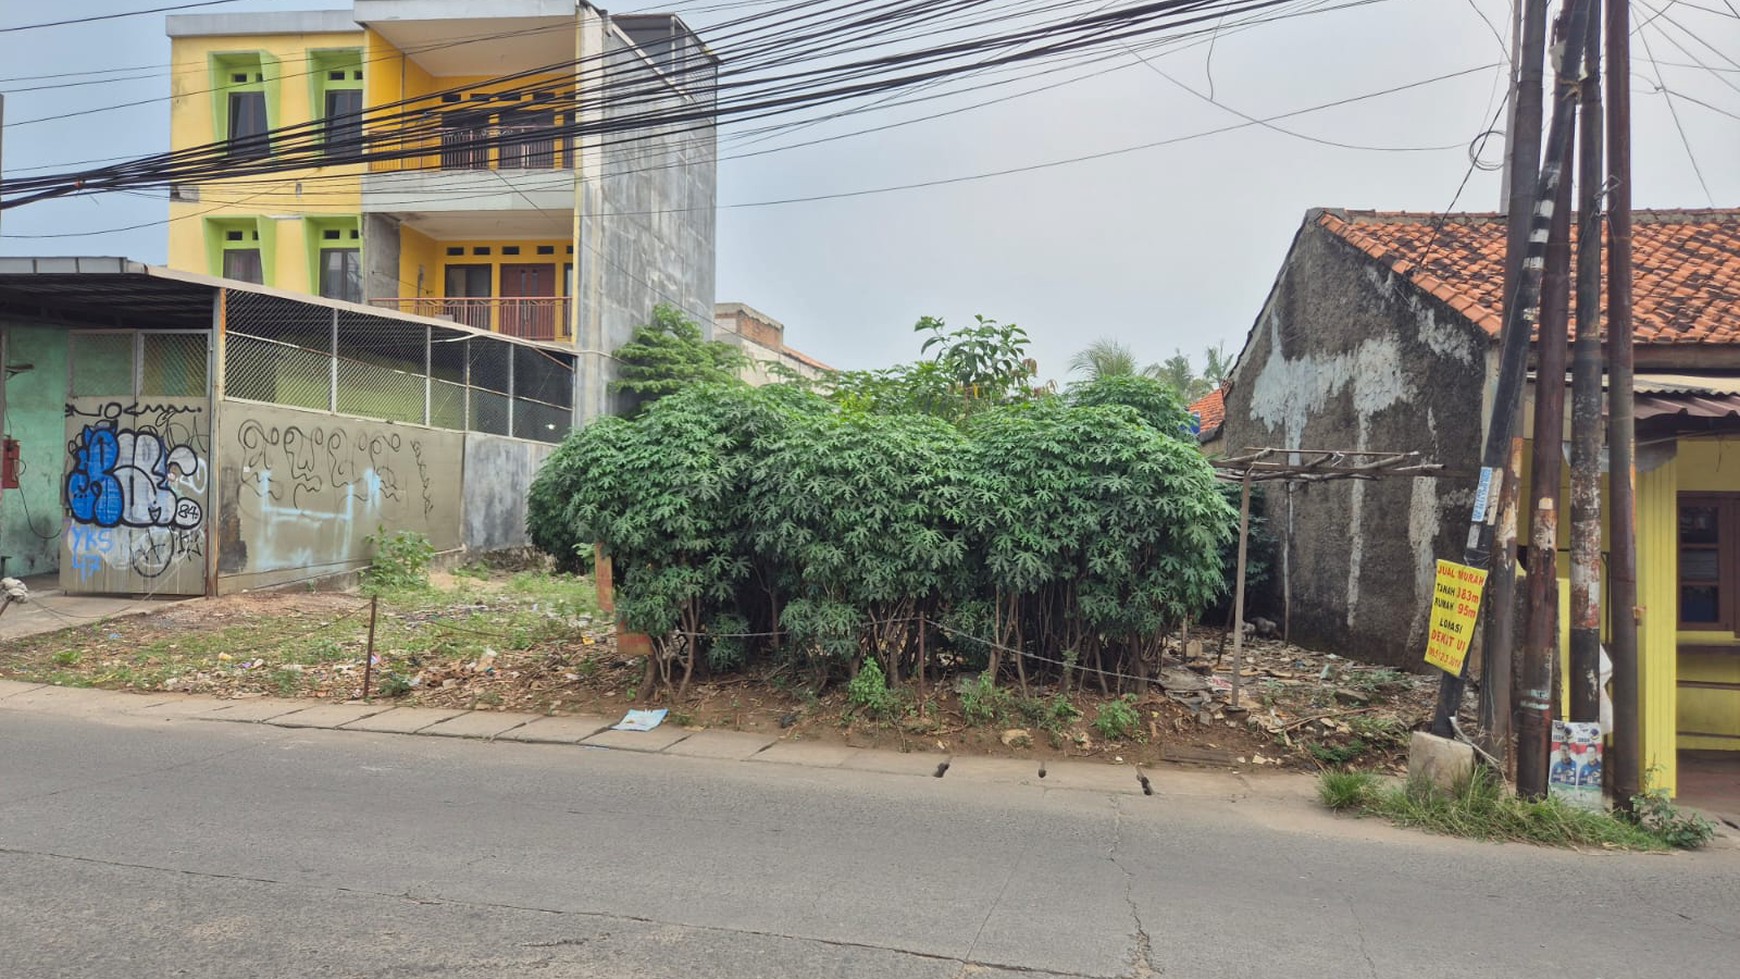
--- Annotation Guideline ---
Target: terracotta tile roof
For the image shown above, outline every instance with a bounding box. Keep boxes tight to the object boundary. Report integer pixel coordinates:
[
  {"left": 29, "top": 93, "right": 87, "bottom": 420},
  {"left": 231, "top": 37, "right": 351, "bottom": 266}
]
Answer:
[
  {"left": 1188, "top": 387, "right": 1225, "bottom": 437},
  {"left": 1315, "top": 208, "right": 1740, "bottom": 344}
]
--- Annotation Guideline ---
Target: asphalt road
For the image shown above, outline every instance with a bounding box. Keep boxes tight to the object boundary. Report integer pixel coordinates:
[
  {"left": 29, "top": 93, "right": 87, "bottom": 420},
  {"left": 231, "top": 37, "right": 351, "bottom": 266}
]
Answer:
[{"left": 1, "top": 706, "right": 1735, "bottom": 979}]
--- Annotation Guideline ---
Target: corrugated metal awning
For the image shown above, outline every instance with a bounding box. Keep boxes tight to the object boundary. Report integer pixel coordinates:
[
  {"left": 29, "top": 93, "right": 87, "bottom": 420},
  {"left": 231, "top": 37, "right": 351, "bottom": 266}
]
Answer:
[{"left": 1635, "top": 393, "right": 1740, "bottom": 423}]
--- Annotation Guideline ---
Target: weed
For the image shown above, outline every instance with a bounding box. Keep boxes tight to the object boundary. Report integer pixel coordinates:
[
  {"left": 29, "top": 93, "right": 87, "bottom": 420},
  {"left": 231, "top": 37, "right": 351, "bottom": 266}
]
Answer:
[
  {"left": 1307, "top": 739, "right": 1370, "bottom": 765},
  {"left": 1318, "top": 770, "right": 1380, "bottom": 810},
  {"left": 302, "top": 638, "right": 345, "bottom": 662},
  {"left": 1347, "top": 714, "right": 1408, "bottom": 747},
  {"left": 1017, "top": 692, "right": 1081, "bottom": 732},
  {"left": 268, "top": 668, "right": 305, "bottom": 698},
  {"left": 1629, "top": 771, "right": 1716, "bottom": 849},
  {"left": 847, "top": 659, "right": 904, "bottom": 720},
  {"left": 453, "top": 563, "right": 492, "bottom": 581},
  {"left": 669, "top": 710, "right": 695, "bottom": 727},
  {"left": 363, "top": 528, "right": 436, "bottom": 593},
  {"left": 475, "top": 690, "right": 504, "bottom": 708},
  {"left": 1318, "top": 767, "right": 1675, "bottom": 850},
  {"left": 377, "top": 672, "right": 413, "bottom": 698},
  {"left": 1347, "top": 668, "right": 1408, "bottom": 692},
  {"left": 52, "top": 650, "right": 82, "bottom": 667},
  {"left": 958, "top": 673, "right": 1012, "bottom": 726},
  {"left": 1093, "top": 694, "right": 1141, "bottom": 742}
]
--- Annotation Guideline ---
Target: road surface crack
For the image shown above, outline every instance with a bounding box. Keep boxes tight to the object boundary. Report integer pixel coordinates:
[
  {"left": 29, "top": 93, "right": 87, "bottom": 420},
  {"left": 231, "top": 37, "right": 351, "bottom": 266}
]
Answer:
[{"left": 1107, "top": 796, "right": 1158, "bottom": 978}]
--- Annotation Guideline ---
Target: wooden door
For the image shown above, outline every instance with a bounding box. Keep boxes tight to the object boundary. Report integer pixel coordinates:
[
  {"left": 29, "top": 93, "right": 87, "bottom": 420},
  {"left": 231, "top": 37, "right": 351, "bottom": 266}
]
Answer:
[{"left": 500, "top": 263, "right": 557, "bottom": 339}]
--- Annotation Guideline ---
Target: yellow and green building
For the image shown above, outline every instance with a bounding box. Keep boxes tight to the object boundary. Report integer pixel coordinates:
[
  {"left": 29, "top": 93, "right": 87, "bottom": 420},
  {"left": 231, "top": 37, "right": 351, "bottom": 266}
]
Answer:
[{"left": 165, "top": 1, "right": 719, "bottom": 422}]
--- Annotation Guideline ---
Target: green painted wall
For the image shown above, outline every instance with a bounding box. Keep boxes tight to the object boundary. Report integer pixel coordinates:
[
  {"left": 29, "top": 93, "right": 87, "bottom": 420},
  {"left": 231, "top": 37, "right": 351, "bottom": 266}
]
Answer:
[{"left": 1, "top": 326, "right": 70, "bottom": 577}]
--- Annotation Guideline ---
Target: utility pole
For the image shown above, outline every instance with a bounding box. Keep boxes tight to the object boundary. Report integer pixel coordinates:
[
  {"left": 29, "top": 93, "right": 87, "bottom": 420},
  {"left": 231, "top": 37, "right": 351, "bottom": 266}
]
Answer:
[
  {"left": 1605, "top": 0, "right": 1642, "bottom": 807},
  {"left": 1433, "top": 0, "right": 1597, "bottom": 740},
  {"left": 1480, "top": 0, "right": 1550, "bottom": 765},
  {"left": 1569, "top": 6, "right": 1605, "bottom": 726},
  {"left": 1518, "top": 89, "right": 1576, "bottom": 799}
]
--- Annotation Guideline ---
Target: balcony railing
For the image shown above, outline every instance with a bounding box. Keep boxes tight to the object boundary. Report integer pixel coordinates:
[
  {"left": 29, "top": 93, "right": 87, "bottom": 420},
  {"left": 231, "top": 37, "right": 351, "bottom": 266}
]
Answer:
[
  {"left": 371, "top": 297, "right": 571, "bottom": 342},
  {"left": 369, "top": 121, "right": 575, "bottom": 173}
]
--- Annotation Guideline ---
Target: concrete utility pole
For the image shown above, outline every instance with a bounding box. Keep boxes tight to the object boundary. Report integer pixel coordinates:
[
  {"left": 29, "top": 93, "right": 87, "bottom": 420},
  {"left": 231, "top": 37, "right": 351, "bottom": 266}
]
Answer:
[
  {"left": 1605, "top": 0, "right": 1643, "bottom": 807},
  {"left": 1434, "top": 0, "right": 1597, "bottom": 740},
  {"left": 1569, "top": 7, "right": 1605, "bottom": 726},
  {"left": 1518, "top": 88, "right": 1576, "bottom": 799},
  {"left": 1480, "top": 0, "right": 1551, "bottom": 766}
]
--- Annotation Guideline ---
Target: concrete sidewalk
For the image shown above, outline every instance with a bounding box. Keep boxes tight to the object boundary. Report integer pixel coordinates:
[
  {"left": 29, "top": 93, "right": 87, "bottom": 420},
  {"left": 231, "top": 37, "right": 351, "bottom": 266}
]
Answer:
[
  {"left": 0, "top": 678, "right": 1307, "bottom": 803},
  {"left": 0, "top": 587, "right": 188, "bottom": 643}
]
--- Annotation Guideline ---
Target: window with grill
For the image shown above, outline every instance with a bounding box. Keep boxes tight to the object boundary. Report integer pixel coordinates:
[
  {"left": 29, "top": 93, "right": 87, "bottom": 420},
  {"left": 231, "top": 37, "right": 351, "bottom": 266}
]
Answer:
[{"left": 1680, "top": 495, "right": 1737, "bottom": 630}]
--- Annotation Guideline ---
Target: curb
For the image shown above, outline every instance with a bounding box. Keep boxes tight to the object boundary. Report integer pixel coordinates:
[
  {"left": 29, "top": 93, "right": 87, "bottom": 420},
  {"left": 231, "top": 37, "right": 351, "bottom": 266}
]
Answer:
[{"left": 0, "top": 678, "right": 1296, "bottom": 799}]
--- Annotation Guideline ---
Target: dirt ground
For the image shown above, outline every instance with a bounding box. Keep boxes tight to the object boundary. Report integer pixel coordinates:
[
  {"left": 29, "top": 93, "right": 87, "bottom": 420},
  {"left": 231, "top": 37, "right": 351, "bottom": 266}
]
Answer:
[{"left": 1, "top": 571, "right": 1440, "bottom": 774}]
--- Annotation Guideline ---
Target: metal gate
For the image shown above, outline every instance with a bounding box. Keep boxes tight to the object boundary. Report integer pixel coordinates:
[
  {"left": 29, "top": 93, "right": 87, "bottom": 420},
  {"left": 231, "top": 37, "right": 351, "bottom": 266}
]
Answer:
[{"left": 59, "top": 332, "right": 211, "bottom": 596}]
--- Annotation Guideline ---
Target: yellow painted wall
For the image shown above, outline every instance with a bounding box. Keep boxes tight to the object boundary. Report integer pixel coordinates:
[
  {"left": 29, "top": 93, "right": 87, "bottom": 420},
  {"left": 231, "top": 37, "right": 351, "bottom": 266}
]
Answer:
[
  {"left": 398, "top": 225, "right": 443, "bottom": 300},
  {"left": 1514, "top": 433, "right": 1714, "bottom": 795},
  {"left": 167, "top": 30, "right": 367, "bottom": 285},
  {"left": 1666, "top": 439, "right": 1740, "bottom": 755}
]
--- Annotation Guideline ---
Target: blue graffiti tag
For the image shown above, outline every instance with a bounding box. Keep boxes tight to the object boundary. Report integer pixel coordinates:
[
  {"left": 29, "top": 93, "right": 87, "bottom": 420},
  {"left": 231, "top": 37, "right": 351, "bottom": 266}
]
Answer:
[{"left": 66, "top": 425, "right": 124, "bottom": 526}]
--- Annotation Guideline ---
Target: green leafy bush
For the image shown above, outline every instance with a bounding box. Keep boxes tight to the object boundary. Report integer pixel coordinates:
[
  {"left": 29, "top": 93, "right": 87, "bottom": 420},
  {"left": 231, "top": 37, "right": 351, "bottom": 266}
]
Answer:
[
  {"left": 363, "top": 528, "right": 435, "bottom": 592},
  {"left": 1093, "top": 694, "right": 1141, "bottom": 741},
  {"left": 612, "top": 303, "right": 746, "bottom": 413},
  {"left": 959, "top": 673, "right": 1013, "bottom": 726},
  {"left": 847, "top": 659, "right": 904, "bottom": 720},
  {"left": 1629, "top": 782, "right": 1716, "bottom": 849}
]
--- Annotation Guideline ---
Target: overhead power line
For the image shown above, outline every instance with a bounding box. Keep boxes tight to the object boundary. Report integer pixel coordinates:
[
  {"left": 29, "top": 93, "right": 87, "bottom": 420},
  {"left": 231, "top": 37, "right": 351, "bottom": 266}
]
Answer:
[{"left": 0, "top": 1, "right": 245, "bottom": 34}]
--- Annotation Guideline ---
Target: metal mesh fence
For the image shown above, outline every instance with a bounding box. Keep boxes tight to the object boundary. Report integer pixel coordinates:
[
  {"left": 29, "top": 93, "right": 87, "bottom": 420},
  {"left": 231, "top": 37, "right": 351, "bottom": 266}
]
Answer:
[
  {"left": 69, "top": 333, "right": 136, "bottom": 398},
  {"left": 222, "top": 288, "right": 573, "bottom": 442},
  {"left": 141, "top": 333, "right": 209, "bottom": 397}
]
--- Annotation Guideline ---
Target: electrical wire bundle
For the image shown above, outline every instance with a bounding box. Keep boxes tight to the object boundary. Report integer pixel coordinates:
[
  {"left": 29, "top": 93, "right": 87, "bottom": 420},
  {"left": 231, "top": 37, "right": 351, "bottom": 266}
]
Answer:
[{"left": 0, "top": 0, "right": 1397, "bottom": 213}]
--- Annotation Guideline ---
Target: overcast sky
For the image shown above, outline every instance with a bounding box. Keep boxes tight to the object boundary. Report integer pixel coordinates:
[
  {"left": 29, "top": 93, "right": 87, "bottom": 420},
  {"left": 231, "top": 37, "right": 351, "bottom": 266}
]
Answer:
[{"left": 3, "top": 1, "right": 1737, "bottom": 382}]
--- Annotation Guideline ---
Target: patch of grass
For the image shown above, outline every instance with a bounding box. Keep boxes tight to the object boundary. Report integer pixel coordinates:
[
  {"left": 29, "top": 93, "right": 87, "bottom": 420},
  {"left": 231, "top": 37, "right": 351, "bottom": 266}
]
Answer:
[
  {"left": 51, "top": 650, "right": 82, "bottom": 667},
  {"left": 1092, "top": 694, "right": 1141, "bottom": 742},
  {"left": 268, "top": 668, "right": 306, "bottom": 698},
  {"left": 1307, "top": 739, "right": 1371, "bottom": 765},
  {"left": 1317, "top": 767, "right": 1704, "bottom": 851}
]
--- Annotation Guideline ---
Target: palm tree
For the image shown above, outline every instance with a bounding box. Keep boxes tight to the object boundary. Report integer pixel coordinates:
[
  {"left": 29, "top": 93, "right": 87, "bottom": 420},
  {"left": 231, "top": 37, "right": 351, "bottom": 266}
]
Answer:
[
  {"left": 1200, "top": 341, "right": 1230, "bottom": 391},
  {"left": 1067, "top": 338, "right": 1142, "bottom": 379}
]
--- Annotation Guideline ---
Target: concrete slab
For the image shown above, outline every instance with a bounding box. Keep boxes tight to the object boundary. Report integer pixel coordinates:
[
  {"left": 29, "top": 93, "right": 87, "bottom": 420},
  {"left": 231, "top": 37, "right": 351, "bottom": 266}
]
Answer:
[
  {"left": 1037, "top": 759, "right": 1146, "bottom": 795},
  {"left": 580, "top": 725, "right": 693, "bottom": 753},
  {"left": 0, "top": 594, "right": 186, "bottom": 643},
  {"left": 197, "top": 698, "right": 309, "bottom": 724},
  {"left": 130, "top": 696, "right": 235, "bottom": 718},
  {"left": 664, "top": 729, "right": 777, "bottom": 760},
  {"left": 418, "top": 710, "right": 540, "bottom": 740},
  {"left": 839, "top": 748, "right": 951, "bottom": 778},
  {"left": 269, "top": 703, "right": 394, "bottom": 730},
  {"left": 945, "top": 755, "right": 1048, "bottom": 786},
  {"left": 0, "top": 679, "right": 46, "bottom": 700},
  {"left": 748, "top": 739, "right": 860, "bottom": 768},
  {"left": 1, "top": 685, "right": 134, "bottom": 713},
  {"left": 1409, "top": 731, "right": 1474, "bottom": 792},
  {"left": 500, "top": 715, "right": 613, "bottom": 744},
  {"left": 339, "top": 707, "right": 466, "bottom": 734}
]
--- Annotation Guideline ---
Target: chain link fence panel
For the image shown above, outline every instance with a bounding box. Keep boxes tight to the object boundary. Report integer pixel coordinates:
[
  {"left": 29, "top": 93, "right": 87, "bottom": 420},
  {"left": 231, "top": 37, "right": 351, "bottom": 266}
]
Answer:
[{"left": 140, "top": 333, "right": 209, "bottom": 398}]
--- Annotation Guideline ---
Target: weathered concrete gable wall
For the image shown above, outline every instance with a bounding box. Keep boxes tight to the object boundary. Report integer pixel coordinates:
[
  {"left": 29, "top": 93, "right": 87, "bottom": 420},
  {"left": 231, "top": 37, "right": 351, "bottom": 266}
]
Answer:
[
  {"left": 0, "top": 325, "right": 68, "bottom": 577},
  {"left": 594, "top": 27, "right": 717, "bottom": 412},
  {"left": 1222, "top": 218, "right": 1488, "bottom": 666},
  {"left": 462, "top": 435, "right": 554, "bottom": 552},
  {"left": 215, "top": 401, "right": 463, "bottom": 592}
]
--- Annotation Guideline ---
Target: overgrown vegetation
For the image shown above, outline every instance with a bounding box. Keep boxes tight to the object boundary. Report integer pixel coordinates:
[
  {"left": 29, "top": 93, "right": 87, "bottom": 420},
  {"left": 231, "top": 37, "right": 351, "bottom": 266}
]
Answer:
[
  {"left": 611, "top": 303, "right": 747, "bottom": 413},
  {"left": 529, "top": 314, "right": 1237, "bottom": 702},
  {"left": 1318, "top": 768, "right": 1714, "bottom": 851},
  {"left": 362, "top": 528, "right": 436, "bottom": 593}
]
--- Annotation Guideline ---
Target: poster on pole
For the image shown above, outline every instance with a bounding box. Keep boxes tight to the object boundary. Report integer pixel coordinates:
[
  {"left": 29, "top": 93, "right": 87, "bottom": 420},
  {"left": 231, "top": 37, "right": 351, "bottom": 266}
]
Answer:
[
  {"left": 1549, "top": 720, "right": 1604, "bottom": 810},
  {"left": 1423, "top": 560, "right": 1487, "bottom": 675}
]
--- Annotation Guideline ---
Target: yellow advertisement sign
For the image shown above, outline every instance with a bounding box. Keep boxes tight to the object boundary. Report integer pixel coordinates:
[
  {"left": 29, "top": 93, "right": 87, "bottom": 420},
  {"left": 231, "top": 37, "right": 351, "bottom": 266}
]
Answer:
[{"left": 1424, "top": 560, "right": 1488, "bottom": 675}]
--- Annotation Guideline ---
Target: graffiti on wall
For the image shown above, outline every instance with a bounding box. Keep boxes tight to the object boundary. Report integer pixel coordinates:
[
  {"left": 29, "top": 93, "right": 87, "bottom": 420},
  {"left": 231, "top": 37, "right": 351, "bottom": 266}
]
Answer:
[
  {"left": 63, "top": 402, "right": 209, "bottom": 584},
  {"left": 227, "top": 416, "right": 438, "bottom": 574}
]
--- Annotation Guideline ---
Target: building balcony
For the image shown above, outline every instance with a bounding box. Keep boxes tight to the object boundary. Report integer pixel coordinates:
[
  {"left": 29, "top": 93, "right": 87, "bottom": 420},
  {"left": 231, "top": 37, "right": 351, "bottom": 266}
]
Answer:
[
  {"left": 368, "top": 123, "right": 577, "bottom": 175},
  {"left": 370, "top": 296, "right": 571, "bottom": 342}
]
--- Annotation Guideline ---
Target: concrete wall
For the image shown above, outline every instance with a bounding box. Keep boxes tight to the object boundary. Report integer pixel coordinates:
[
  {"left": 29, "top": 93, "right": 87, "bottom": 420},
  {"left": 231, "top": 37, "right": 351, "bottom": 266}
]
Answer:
[
  {"left": 0, "top": 325, "right": 69, "bottom": 578},
  {"left": 215, "top": 400, "right": 464, "bottom": 592},
  {"left": 575, "top": 14, "right": 718, "bottom": 421},
  {"left": 1221, "top": 213, "right": 1490, "bottom": 667},
  {"left": 462, "top": 434, "right": 554, "bottom": 552}
]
